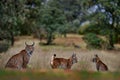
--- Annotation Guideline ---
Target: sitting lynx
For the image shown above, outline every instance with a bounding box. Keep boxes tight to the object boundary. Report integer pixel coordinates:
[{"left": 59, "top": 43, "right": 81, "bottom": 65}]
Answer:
[
  {"left": 92, "top": 54, "right": 108, "bottom": 71},
  {"left": 5, "top": 42, "right": 35, "bottom": 70}
]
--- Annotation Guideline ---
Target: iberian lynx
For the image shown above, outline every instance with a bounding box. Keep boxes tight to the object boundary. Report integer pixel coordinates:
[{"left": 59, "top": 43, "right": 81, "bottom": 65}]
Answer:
[
  {"left": 5, "top": 42, "right": 35, "bottom": 69},
  {"left": 50, "top": 53, "right": 78, "bottom": 69},
  {"left": 92, "top": 54, "right": 108, "bottom": 71}
]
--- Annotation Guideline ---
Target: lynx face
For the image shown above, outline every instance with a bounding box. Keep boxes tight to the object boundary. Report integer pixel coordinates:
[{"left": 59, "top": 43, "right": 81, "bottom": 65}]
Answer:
[
  {"left": 71, "top": 53, "right": 78, "bottom": 64},
  {"left": 25, "top": 42, "right": 34, "bottom": 56},
  {"left": 92, "top": 54, "right": 100, "bottom": 63}
]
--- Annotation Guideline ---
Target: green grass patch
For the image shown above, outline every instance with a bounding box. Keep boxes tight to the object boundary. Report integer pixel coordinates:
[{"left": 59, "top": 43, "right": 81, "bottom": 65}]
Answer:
[{"left": 0, "top": 70, "right": 120, "bottom": 80}]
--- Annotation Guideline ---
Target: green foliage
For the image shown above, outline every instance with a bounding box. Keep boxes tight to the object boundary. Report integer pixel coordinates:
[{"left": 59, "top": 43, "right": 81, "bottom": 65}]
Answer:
[
  {"left": 79, "top": 23, "right": 99, "bottom": 34},
  {"left": 0, "top": 70, "right": 120, "bottom": 80},
  {"left": 83, "top": 33, "right": 103, "bottom": 49},
  {"left": 39, "top": 1, "right": 67, "bottom": 45},
  {"left": 0, "top": 0, "right": 120, "bottom": 49},
  {"left": 99, "top": 29, "right": 110, "bottom": 36},
  {"left": 0, "top": 0, "right": 26, "bottom": 45},
  {"left": 78, "top": 22, "right": 90, "bottom": 34},
  {"left": 19, "top": 0, "right": 42, "bottom": 35},
  {"left": 81, "top": 0, "right": 120, "bottom": 49}
]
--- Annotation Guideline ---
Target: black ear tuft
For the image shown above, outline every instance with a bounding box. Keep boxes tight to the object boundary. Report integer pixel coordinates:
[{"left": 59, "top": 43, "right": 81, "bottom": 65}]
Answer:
[
  {"left": 95, "top": 54, "right": 98, "bottom": 57},
  {"left": 25, "top": 42, "right": 27, "bottom": 46},
  {"left": 54, "top": 54, "right": 56, "bottom": 57}
]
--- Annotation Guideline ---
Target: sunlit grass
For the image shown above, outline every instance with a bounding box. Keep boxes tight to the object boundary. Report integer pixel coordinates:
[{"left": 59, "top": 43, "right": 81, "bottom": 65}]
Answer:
[
  {"left": 40, "top": 44, "right": 75, "bottom": 52},
  {"left": 0, "top": 35, "right": 120, "bottom": 71}
]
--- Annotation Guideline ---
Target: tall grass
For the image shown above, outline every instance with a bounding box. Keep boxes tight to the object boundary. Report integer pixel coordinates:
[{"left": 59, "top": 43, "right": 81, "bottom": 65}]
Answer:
[{"left": 0, "top": 35, "right": 120, "bottom": 72}]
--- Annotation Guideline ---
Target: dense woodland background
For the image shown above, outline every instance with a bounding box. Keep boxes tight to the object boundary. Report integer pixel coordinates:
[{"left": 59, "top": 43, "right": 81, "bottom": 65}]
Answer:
[{"left": 0, "top": 0, "right": 120, "bottom": 51}]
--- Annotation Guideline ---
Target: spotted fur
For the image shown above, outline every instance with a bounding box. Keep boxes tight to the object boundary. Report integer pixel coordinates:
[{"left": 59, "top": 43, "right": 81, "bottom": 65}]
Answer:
[
  {"left": 5, "top": 42, "right": 35, "bottom": 69},
  {"left": 50, "top": 53, "right": 78, "bottom": 69}
]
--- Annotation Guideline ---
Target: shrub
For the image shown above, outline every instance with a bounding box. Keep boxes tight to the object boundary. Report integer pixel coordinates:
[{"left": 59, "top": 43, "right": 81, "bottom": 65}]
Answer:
[
  {"left": 78, "top": 22, "right": 101, "bottom": 35},
  {"left": 99, "top": 29, "right": 110, "bottom": 35},
  {"left": 0, "top": 41, "right": 10, "bottom": 53},
  {"left": 78, "top": 23, "right": 89, "bottom": 34},
  {"left": 83, "top": 33, "right": 103, "bottom": 49}
]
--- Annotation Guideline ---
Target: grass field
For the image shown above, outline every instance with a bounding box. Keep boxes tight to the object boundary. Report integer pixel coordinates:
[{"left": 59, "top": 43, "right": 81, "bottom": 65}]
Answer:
[
  {"left": 0, "top": 34, "right": 120, "bottom": 80},
  {"left": 0, "top": 69, "right": 120, "bottom": 80}
]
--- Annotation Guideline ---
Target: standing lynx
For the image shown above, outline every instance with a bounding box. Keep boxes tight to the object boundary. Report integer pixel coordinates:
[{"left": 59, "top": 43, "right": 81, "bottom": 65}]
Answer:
[
  {"left": 50, "top": 53, "right": 78, "bottom": 69},
  {"left": 5, "top": 42, "right": 35, "bottom": 69}
]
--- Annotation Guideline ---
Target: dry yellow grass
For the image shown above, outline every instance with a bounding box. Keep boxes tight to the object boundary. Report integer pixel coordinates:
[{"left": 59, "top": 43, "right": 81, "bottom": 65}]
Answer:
[
  {"left": 54, "top": 34, "right": 86, "bottom": 49},
  {"left": 0, "top": 35, "right": 120, "bottom": 72}
]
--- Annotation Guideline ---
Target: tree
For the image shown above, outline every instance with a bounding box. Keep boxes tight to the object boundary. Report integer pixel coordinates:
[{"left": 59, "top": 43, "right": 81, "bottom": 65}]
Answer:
[
  {"left": 57, "top": 0, "right": 85, "bottom": 33},
  {"left": 20, "top": 0, "right": 42, "bottom": 35},
  {"left": 0, "top": 0, "right": 25, "bottom": 46},
  {"left": 0, "top": 0, "right": 43, "bottom": 46},
  {"left": 82, "top": 0, "right": 120, "bottom": 49},
  {"left": 39, "top": 0, "right": 66, "bottom": 45}
]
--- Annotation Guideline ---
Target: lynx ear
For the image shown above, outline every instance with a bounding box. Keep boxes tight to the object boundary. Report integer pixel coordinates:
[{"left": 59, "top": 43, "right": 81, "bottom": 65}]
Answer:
[
  {"left": 25, "top": 42, "right": 28, "bottom": 46},
  {"left": 72, "top": 53, "right": 76, "bottom": 57},
  {"left": 32, "top": 42, "right": 35, "bottom": 46},
  {"left": 73, "top": 52, "right": 75, "bottom": 55},
  {"left": 54, "top": 54, "right": 56, "bottom": 57},
  {"left": 95, "top": 54, "right": 98, "bottom": 57}
]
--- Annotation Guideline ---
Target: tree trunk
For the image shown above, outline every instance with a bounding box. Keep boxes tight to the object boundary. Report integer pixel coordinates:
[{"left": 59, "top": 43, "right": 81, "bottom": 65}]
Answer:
[
  {"left": 108, "top": 32, "right": 114, "bottom": 49},
  {"left": 114, "top": 28, "right": 119, "bottom": 43},
  {"left": 10, "top": 31, "right": 14, "bottom": 46},
  {"left": 46, "top": 32, "right": 53, "bottom": 45},
  {"left": 108, "top": 24, "right": 116, "bottom": 49},
  {"left": 63, "top": 33, "right": 67, "bottom": 38}
]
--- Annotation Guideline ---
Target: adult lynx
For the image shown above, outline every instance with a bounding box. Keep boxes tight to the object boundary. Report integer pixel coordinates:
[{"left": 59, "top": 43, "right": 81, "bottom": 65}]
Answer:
[
  {"left": 5, "top": 42, "right": 35, "bottom": 69},
  {"left": 92, "top": 54, "right": 108, "bottom": 71},
  {"left": 50, "top": 53, "right": 78, "bottom": 69}
]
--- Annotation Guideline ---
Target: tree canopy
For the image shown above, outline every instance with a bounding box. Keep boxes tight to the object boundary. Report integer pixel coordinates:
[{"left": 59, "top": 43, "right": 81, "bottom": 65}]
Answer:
[{"left": 0, "top": 0, "right": 120, "bottom": 49}]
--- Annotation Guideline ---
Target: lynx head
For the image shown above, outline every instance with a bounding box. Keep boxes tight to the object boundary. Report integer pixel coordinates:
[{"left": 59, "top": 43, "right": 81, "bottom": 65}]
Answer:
[
  {"left": 25, "top": 42, "right": 35, "bottom": 55},
  {"left": 71, "top": 53, "right": 78, "bottom": 64},
  {"left": 92, "top": 54, "right": 100, "bottom": 63}
]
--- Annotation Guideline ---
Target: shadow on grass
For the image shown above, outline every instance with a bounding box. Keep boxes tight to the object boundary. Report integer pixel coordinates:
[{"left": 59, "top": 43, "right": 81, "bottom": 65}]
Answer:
[{"left": 39, "top": 42, "right": 61, "bottom": 46}]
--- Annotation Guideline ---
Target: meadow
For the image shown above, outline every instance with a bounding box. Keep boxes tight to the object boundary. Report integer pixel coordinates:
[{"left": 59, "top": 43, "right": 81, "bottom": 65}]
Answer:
[
  {"left": 0, "top": 70, "right": 120, "bottom": 80},
  {"left": 0, "top": 34, "right": 120, "bottom": 80}
]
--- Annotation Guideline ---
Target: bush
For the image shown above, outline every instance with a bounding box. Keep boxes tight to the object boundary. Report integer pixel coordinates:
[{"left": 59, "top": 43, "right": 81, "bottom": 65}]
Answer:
[
  {"left": 83, "top": 33, "right": 103, "bottom": 49},
  {"left": 78, "top": 23, "right": 89, "bottom": 34},
  {"left": 99, "top": 29, "right": 110, "bottom": 35},
  {"left": 78, "top": 22, "right": 101, "bottom": 35},
  {"left": 0, "top": 41, "right": 10, "bottom": 53}
]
